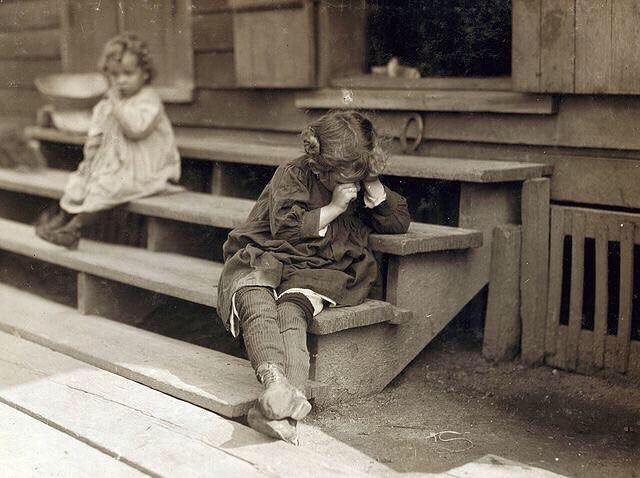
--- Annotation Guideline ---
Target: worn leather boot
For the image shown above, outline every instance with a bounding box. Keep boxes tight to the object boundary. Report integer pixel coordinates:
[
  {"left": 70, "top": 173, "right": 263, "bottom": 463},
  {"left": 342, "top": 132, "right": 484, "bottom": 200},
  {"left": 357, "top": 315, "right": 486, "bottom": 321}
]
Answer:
[
  {"left": 246, "top": 406, "right": 299, "bottom": 445},
  {"left": 256, "top": 362, "right": 311, "bottom": 421}
]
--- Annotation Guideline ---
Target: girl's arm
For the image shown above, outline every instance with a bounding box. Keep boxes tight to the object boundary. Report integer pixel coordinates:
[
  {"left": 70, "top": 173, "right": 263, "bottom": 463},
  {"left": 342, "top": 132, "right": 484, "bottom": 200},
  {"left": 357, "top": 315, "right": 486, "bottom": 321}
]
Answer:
[
  {"left": 108, "top": 89, "right": 161, "bottom": 140},
  {"left": 361, "top": 178, "right": 411, "bottom": 234},
  {"left": 270, "top": 166, "right": 354, "bottom": 242}
]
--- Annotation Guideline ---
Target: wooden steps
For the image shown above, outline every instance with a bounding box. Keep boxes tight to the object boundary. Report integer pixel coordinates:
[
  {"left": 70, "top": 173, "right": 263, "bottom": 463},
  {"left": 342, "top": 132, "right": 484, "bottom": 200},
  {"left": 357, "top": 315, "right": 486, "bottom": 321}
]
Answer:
[
  {"left": 0, "top": 282, "right": 323, "bottom": 417},
  {"left": 0, "top": 329, "right": 370, "bottom": 477},
  {"left": 0, "top": 166, "right": 484, "bottom": 255},
  {"left": 24, "top": 125, "right": 553, "bottom": 182},
  {"left": 0, "top": 216, "right": 415, "bottom": 334}
]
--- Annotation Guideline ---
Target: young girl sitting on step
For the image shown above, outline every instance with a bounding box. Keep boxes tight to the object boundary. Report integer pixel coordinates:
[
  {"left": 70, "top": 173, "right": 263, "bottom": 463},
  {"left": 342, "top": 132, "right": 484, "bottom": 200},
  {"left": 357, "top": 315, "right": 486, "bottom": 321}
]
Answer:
[
  {"left": 36, "top": 33, "right": 181, "bottom": 249},
  {"left": 218, "top": 110, "right": 411, "bottom": 443}
]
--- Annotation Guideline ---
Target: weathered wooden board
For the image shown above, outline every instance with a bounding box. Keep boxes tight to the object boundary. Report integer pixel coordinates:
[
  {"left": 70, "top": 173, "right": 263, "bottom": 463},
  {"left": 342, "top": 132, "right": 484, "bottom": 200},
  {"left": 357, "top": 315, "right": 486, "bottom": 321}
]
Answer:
[
  {"left": 483, "top": 224, "right": 522, "bottom": 362},
  {"left": 611, "top": 0, "right": 640, "bottom": 93},
  {"left": 521, "top": 179, "right": 551, "bottom": 365},
  {"left": 332, "top": 76, "right": 512, "bottom": 91},
  {"left": 592, "top": 220, "right": 609, "bottom": 368},
  {"left": 0, "top": 331, "right": 364, "bottom": 477},
  {"left": 565, "top": 211, "right": 585, "bottom": 371},
  {"left": 540, "top": 0, "right": 575, "bottom": 92},
  {"left": 575, "top": 0, "right": 612, "bottom": 93},
  {"left": 0, "top": 0, "right": 60, "bottom": 32},
  {"left": 295, "top": 89, "right": 557, "bottom": 115},
  {"left": 192, "top": 12, "right": 234, "bottom": 52},
  {"left": 0, "top": 216, "right": 222, "bottom": 307},
  {"left": 0, "top": 402, "right": 146, "bottom": 478},
  {"left": 0, "top": 59, "right": 61, "bottom": 89},
  {"left": 0, "top": 89, "right": 43, "bottom": 115},
  {"left": 192, "top": 0, "right": 233, "bottom": 14},
  {"left": 195, "top": 52, "right": 236, "bottom": 88},
  {"left": 512, "top": 0, "right": 541, "bottom": 92},
  {"left": 0, "top": 29, "right": 60, "bottom": 60},
  {"left": 617, "top": 222, "right": 634, "bottom": 372},
  {"left": 316, "top": 2, "right": 366, "bottom": 86},
  {"left": 59, "top": 0, "right": 118, "bottom": 72},
  {"left": 24, "top": 127, "right": 553, "bottom": 183},
  {"left": 233, "top": 1, "right": 315, "bottom": 87}
]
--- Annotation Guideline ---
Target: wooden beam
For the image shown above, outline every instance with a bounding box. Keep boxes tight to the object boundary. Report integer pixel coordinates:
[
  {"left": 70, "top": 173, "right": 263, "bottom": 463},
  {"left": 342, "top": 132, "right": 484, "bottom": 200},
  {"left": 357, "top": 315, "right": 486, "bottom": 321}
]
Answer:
[
  {"left": 295, "top": 89, "right": 557, "bottom": 115},
  {"left": 520, "top": 178, "right": 551, "bottom": 365},
  {"left": 332, "top": 76, "right": 512, "bottom": 91},
  {"left": 617, "top": 222, "right": 634, "bottom": 372},
  {"left": 545, "top": 207, "right": 564, "bottom": 358},
  {"left": 540, "top": 0, "right": 575, "bottom": 92},
  {"left": 483, "top": 224, "right": 522, "bottom": 362},
  {"left": 565, "top": 211, "right": 585, "bottom": 371},
  {"left": 512, "top": 0, "right": 541, "bottom": 92}
]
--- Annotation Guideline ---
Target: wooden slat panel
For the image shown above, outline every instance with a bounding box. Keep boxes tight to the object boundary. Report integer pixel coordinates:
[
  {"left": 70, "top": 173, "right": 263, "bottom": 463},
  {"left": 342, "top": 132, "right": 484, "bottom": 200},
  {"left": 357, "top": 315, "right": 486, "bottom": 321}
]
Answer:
[
  {"left": 0, "top": 59, "right": 61, "bottom": 88},
  {"left": 566, "top": 211, "right": 585, "bottom": 371},
  {"left": 593, "top": 221, "right": 609, "bottom": 368},
  {"left": 233, "top": 1, "right": 314, "bottom": 87},
  {"left": 332, "top": 76, "right": 512, "bottom": 92},
  {"left": 540, "top": 0, "right": 575, "bottom": 92},
  {"left": 611, "top": 1, "right": 640, "bottom": 93},
  {"left": 60, "top": 0, "right": 118, "bottom": 72},
  {"left": 617, "top": 222, "right": 634, "bottom": 372},
  {"left": 511, "top": 0, "right": 541, "bottom": 92},
  {"left": 0, "top": 29, "right": 60, "bottom": 59},
  {"left": 575, "top": 0, "right": 612, "bottom": 93},
  {"left": 195, "top": 52, "right": 235, "bottom": 88},
  {"left": 192, "top": 12, "right": 233, "bottom": 52},
  {"left": 0, "top": 0, "right": 60, "bottom": 32},
  {"left": 521, "top": 178, "right": 551, "bottom": 365},
  {"left": 545, "top": 206, "right": 565, "bottom": 356}
]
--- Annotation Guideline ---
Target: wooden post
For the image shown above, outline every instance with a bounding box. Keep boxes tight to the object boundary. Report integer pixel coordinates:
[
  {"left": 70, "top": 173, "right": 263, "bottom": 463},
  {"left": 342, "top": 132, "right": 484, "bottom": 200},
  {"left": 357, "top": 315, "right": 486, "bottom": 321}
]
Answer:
[
  {"left": 483, "top": 224, "right": 522, "bottom": 362},
  {"left": 77, "top": 272, "right": 166, "bottom": 325},
  {"left": 520, "top": 178, "right": 551, "bottom": 365}
]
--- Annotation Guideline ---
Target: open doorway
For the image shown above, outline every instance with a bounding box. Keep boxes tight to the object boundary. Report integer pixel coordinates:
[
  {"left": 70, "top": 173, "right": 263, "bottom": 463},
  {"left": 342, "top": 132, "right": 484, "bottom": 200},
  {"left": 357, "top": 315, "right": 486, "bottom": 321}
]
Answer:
[{"left": 366, "top": 0, "right": 511, "bottom": 78}]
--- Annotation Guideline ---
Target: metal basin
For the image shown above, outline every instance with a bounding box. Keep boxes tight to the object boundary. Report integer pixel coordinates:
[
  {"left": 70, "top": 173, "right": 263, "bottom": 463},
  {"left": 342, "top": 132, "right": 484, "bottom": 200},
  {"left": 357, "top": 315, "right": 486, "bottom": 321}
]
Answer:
[{"left": 35, "top": 73, "right": 109, "bottom": 110}]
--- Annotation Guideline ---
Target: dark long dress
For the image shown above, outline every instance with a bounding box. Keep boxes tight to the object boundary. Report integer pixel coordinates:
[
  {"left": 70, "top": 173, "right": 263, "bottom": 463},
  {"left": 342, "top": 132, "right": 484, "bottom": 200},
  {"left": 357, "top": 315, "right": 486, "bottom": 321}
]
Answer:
[{"left": 217, "top": 155, "right": 411, "bottom": 335}]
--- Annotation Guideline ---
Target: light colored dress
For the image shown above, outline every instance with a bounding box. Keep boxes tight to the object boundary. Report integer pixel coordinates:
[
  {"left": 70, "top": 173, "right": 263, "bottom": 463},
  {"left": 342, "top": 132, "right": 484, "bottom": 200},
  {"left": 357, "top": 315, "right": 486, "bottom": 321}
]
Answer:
[{"left": 60, "top": 86, "right": 181, "bottom": 214}]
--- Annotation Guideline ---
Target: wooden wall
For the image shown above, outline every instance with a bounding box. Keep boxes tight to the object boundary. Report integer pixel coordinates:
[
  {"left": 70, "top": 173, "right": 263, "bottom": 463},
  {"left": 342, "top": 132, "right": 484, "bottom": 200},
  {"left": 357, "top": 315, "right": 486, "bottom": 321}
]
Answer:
[
  {"left": 513, "top": 0, "right": 640, "bottom": 94},
  {"left": 0, "top": 0, "right": 62, "bottom": 117}
]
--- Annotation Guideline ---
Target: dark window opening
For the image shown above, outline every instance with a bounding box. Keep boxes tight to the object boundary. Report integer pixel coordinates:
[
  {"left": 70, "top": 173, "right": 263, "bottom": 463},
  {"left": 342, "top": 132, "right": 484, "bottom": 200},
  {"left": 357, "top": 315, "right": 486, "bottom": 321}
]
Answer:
[
  {"left": 559, "top": 236, "right": 572, "bottom": 326},
  {"left": 366, "top": 0, "right": 512, "bottom": 77}
]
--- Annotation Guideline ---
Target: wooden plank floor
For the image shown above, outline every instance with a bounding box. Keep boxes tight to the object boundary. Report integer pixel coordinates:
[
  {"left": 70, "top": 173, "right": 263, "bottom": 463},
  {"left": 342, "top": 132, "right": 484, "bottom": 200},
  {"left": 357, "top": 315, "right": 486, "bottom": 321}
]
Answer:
[
  {"left": 0, "top": 402, "right": 147, "bottom": 477},
  {"left": 0, "top": 330, "right": 370, "bottom": 477}
]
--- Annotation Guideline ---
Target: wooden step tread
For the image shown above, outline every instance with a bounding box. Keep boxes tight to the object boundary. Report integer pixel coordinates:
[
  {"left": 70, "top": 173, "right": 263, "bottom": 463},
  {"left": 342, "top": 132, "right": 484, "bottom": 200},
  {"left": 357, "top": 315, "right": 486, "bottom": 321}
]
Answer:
[
  {"left": 0, "top": 166, "right": 484, "bottom": 255},
  {"left": 24, "top": 125, "right": 553, "bottom": 182},
  {"left": 295, "top": 88, "right": 557, "bottom": 115},
  {"left": 0, "top": 216, "right": 411, "bottom": 335},
  {"left": 0, "top": 282, "right": 324, "bottom": 418},
  {"left": 0, "top": 331, "right": 370, "bottom": 476}
]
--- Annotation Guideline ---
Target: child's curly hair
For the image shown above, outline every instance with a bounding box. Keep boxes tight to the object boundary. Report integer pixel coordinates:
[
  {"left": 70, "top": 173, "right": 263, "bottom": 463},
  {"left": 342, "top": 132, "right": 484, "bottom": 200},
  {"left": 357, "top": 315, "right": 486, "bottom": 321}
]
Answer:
[
  {"left": 98, "top": 32, "right": 155, "bottom": 84},
  {"left": 301, "top": 110, "right": 388, "bottom": 180}
]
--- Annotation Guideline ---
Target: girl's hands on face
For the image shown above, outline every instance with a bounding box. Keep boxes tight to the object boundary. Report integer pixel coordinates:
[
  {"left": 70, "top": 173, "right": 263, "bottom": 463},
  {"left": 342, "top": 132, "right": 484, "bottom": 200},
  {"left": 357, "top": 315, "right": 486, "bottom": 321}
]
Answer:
[
  {"left": 330, "top": 182, "right": 359, "bottom": 212},
  {"left": 106, "top": 87, "right": 121, "bottom": 103}
]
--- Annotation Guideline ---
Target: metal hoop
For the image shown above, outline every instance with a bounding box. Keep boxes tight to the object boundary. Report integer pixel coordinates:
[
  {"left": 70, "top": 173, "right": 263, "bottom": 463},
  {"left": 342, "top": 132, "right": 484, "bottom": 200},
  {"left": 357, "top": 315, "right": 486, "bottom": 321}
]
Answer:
[{"left": 399, "top": 113, "right": 424, "bottom": 154}]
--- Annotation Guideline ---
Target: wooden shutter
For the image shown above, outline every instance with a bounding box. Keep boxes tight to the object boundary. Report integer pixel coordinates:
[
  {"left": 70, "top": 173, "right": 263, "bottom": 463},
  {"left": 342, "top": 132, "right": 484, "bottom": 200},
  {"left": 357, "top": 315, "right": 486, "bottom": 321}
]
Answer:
[
  {"left": 60, "top": 0, "right": 193, "bottom": 102},
  {"left": 512, "top": 0, "right": 640, "bottom": 94},
  {"left": 231, "top": 0, "right": 316, "bottom": 88}
]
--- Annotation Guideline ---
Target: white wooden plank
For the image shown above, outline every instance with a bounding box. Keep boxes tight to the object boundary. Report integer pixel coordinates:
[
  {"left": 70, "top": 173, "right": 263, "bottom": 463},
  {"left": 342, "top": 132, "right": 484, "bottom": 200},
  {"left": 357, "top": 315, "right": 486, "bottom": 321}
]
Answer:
[
  {"left": 0, "top": 217, "right": 221, "bottom": 307},
  {"left": 0, "top": 282, "right": 322, "bottom": 417},
  {"left": 545, "top": 206, "right": 564, "bottom": 356},
  {"left": 0, "top": 403, "right": 147, "bottom": 478},
  {"left": 0, "top": 331, "right": 368, "bottom": 477},
  {"left": 617, "top": 222, "right": 634, "bottom": 372},
  {"left": 566, "top": 211, "right": 585, "bottom": 371},
  {"left": 593, "top": 221, "right": 609, "bottom": 368}
]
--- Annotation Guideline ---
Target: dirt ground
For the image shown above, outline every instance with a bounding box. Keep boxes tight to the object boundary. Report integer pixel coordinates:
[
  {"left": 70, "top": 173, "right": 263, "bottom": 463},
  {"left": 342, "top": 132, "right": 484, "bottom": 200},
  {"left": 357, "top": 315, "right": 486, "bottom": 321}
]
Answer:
[{"left": 306, "top": 330, "right": 640, "bottom": 478}]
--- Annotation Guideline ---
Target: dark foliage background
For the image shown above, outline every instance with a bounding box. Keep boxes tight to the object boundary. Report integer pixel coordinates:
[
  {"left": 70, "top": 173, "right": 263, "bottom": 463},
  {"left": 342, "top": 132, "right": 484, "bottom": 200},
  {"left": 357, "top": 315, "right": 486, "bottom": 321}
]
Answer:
[{"left": 367, "top": 0, "right": 511, "bottom": 77}]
